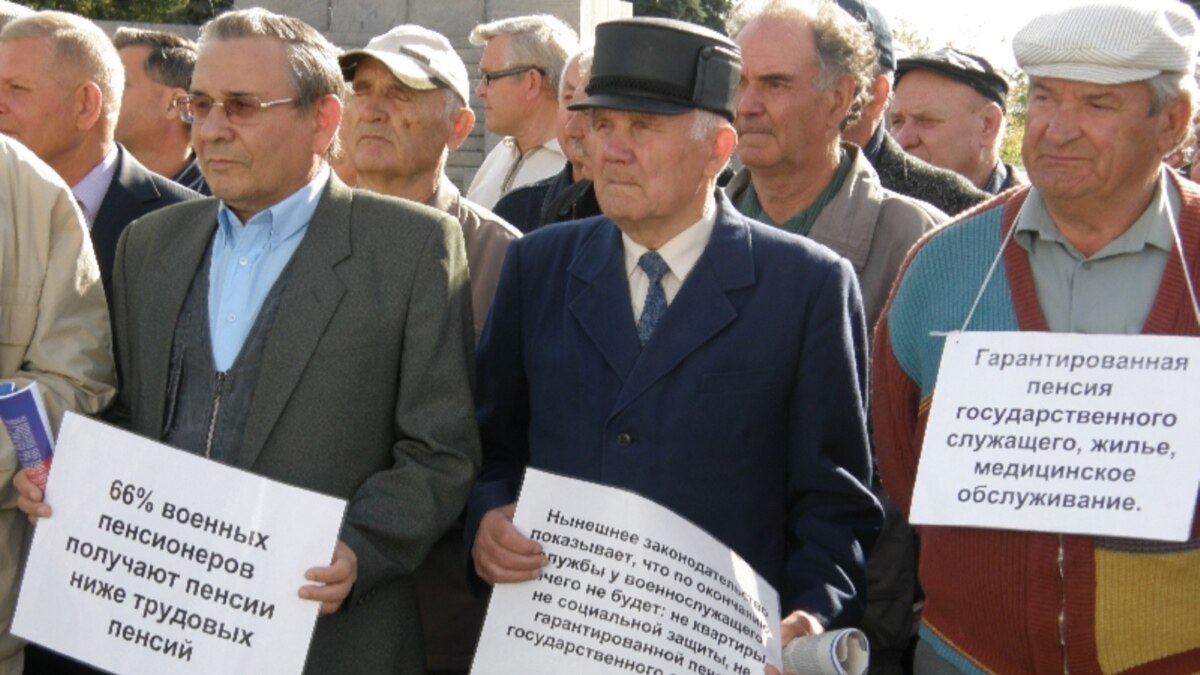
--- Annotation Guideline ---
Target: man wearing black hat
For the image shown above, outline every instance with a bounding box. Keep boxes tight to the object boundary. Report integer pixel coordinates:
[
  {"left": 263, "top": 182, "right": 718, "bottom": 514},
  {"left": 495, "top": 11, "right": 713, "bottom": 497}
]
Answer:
[
  {"left": 891, "top": 48, "right": 1025, "bottom": 194},
  {"left": 466, "top": 15, "right": 880, "bottom": 651}
]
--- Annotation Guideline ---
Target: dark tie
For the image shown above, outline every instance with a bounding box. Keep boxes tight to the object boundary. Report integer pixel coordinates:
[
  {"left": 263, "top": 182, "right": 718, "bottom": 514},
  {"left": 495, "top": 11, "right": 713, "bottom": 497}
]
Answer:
[{"left": 636, "top": 251, "right": 669, "bottom": 346}]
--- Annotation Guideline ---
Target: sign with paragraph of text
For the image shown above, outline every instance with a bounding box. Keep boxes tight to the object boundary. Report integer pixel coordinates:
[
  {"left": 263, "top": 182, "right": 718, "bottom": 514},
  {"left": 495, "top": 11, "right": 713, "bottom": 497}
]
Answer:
[
  {"left": 912, "top": 331, "right": 1200, "bottom": 541},
  {"left": 472, "top": 469, "right": 783, "bottom": 675},
  {"left": 13, "top": 413, "right": 347, "bottom": 675}
]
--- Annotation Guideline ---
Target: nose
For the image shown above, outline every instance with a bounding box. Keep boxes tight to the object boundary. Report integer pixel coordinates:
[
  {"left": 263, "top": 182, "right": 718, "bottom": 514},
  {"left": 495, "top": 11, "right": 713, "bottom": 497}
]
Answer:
[
  {"left": 475, "top": 78, "right": 487, "bottom": 99},
  {"left": 193, "top": 104, "right": 233, "bottom": 144},
  {"left": 892, "top": 121, "right": 918, "bottom": 151},
  {"left": 734, "top": 83, "right": 762, "bottom": 120},
  {"left": 1041, "top": 101, "right": 1081, "bottom": 145}
]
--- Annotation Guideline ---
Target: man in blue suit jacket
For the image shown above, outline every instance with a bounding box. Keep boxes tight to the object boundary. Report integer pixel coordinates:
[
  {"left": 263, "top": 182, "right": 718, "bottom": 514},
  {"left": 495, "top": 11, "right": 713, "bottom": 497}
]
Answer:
[{"left": 467, "top": 17, "right": 881, "bottom": 646}]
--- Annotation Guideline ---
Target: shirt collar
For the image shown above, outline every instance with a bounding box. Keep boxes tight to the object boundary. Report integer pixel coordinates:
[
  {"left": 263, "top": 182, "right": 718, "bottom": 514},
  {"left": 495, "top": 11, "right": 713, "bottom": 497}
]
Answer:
[
  {"left": 622, "top": 195, "right": 717, "bottom": 283},
  {"left": 217, "top": 164, "right": 331, "bottom": 248},
  {"left": 1016, "top": 166, "right": 1178, "bottom": 259},
  {"left": 71, "top": 144, "right": 119, "bottom": 228}
]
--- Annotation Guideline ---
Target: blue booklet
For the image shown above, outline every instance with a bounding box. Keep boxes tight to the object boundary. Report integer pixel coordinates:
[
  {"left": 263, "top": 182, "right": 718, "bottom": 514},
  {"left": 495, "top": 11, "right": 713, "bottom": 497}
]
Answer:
[{"left": 0, "top": 381, "right": 55, "bottom": 489}]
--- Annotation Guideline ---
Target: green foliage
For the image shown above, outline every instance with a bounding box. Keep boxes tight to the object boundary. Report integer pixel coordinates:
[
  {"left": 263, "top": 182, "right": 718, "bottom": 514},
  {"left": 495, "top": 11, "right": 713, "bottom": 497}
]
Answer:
[
  {"left": 632, "top": 0, "right": 732, "bottom": 33},
  {"left": 999, "top": 69, "right": 1027, "bottom": 168},
  {"left": 24, "top": 0, "right": 231, "bottom": 24}
]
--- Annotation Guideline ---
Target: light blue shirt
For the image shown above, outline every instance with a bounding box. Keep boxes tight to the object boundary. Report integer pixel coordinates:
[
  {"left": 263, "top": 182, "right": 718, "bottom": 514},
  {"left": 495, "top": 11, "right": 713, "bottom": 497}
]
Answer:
[
  {"left": 71, "top": 144, "right": 119, "bottom": 229},
  {"left": 208, "top": 165, "right": 330, "bottom": 371},
  {"left": 1014, "top": 168, "right": 1178, "bottom": 335}
]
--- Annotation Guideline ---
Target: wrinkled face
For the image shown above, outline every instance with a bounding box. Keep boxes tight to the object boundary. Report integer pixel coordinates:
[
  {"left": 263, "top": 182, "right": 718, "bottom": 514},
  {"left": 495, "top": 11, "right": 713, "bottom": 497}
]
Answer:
[
  {"left": 591, "top": 108, "right": 713, "bottom": 231},
  {"left": 555, "top": 59, "right": 583, "bottom": 166},
  {"left": 0, "top": 37, "right": 85, "bottom": 168},
  {"left": 562, "top": 69, "right": 592, "bottom": 178},
  {"left": 475, "top": 35, "right": 535, "bottom": 136},
  {"left": 734, "top": 17, "right": 837, "bottom": 171},
  {"left": 116, "top": 45, "right": 178, "bottom": 149},
  {"left": 1022, "top": 77, "right": 1176, "bottom": 206},
  {"left": 345, "top": 57, "right": 453, "bottom": 184},
  {"left": 191, "top": 37, "right": 325, "bottom": 221},
  {"left": 889, "top": 69, "right": 990, "bottom": 178}
]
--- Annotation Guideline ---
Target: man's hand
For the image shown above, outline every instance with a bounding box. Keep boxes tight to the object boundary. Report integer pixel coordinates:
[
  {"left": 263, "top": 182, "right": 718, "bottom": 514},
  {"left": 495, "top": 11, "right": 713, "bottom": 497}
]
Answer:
[
  {"left": 14, "top": 469, "right": 51, "bottom": 524},
  {"left": 472, "top": 503, "right": 544, "bottom": 584},
  {"left": 299, "top": 540, "right": 357, "bottom": 615},
  {"left": 766, "top": 610, "right": 825, "bottom": 675}
]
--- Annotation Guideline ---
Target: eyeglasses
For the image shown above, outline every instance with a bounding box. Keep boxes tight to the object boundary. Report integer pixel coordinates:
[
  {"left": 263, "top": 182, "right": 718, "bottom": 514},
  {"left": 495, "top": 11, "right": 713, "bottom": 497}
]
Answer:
[
  {"left": 173, "top": 94, "right": 297, "bottom": 125},
  {"left": 479, "top": 65, "right": 544, "bottom": 86}
]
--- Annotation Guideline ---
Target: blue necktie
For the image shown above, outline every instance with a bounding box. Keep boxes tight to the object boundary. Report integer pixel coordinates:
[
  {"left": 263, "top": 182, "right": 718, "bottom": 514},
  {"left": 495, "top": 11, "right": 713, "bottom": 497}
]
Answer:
[{"left": 637, "top": 251, "right": 669, "bottom": 346}]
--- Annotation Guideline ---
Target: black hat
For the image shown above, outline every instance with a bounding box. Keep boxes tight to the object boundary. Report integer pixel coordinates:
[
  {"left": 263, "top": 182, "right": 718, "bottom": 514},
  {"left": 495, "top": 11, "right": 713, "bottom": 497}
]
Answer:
[
  {"left": 568, "top": 18, "right": 742, "bottom": 121},
  {"left": 897, "top": 48, "right": 1010, "bottom": 111},
  {"left": 835, "top": 0, "right": 895, "bottom": 73}
]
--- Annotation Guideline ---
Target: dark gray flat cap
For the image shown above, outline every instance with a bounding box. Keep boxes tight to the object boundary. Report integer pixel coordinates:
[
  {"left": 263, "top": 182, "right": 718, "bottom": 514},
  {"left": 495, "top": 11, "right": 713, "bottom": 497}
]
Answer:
[{"left": 897, "top": 48, "right": 1010, "bottom": 111}]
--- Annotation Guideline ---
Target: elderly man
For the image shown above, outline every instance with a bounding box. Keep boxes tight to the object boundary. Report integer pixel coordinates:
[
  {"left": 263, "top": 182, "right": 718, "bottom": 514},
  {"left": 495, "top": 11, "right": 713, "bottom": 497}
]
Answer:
[
  {"left": 467, "top": 15, "right": 880, "bottom": 650},
  {"left": 494, "top": 49, "right": 600, "bottom": 232},
  {"left": 834, "top": 0, "right": 989, "bottom": 216},
  {"left": 466, "top": 15, "right": 577, "bottom": 209},
  {"left": 891, "top": 48, "right": 1023, "bottom": 194},
  {"left": 725, "top": 4, "right": 941, "bottom": 672},
  {"left": 0, "top": 13, "right": 199, "bottom": 304},
  {"left": 338, "top": 24, "right": 518, "bottom": 671},
  {"left": 17, "top": 8, "right": 480, "bottom": 674},
  {"left": 340, "top": 24, "right": 520, "bottom": 339},
  {"left": 0, "top": 135, "right": 116, "bottom": 675},
  {"left": 113, "top": 28, "right": 208, "bottom": 194},
  {"left": 874, "top": 2, "right": 1200, "bottom": 672},
  {"left": 726, "top": 0, "right": 943, "bottom": 329}
]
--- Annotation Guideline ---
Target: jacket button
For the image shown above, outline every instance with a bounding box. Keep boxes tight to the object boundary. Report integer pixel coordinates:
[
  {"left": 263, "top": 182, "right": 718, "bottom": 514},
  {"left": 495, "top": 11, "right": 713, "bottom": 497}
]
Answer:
[{"left": 616, "top": 433, "right": 632, "bottom": 447}]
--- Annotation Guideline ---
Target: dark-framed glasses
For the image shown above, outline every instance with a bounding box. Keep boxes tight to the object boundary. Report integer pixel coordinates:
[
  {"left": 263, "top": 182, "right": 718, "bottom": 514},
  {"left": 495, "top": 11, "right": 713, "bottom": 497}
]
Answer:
[
  {"left": 479, "top": 65, "right": 544, "bottom": 86},
  {"left": 173, "top": 93, "right": 297, "bottom": 124}
]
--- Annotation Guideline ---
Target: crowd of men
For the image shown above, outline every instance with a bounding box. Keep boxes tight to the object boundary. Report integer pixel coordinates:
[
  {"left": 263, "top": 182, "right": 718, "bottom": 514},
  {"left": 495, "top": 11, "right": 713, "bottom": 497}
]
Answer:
[{"left": 0, "top": 0, "right": 1196, "bottom": 673}]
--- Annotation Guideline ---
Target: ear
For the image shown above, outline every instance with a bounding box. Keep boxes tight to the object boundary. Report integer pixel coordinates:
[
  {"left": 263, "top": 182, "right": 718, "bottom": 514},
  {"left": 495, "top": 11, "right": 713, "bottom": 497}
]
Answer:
[
  {"left": 311, "top": 93, "right": 343, "bottom": 156},
  {"left": 704, "top": 123, "right": 737, "bottom": 180},
  {"left": 980, "top": 102, "right": 1004, "bottom": 144},
  {"left": 1160, "top": 95, "right": 1192, "bottom": 156},
  {"left": 163, "top": 86, "right": 187, "bottom": 121},
  {"left": 827, "top": 73, "right": 857, "bottom": 130},
  {"left": 446, "top": 105, "right": 476, "bottom": 151},
  {"left": 75, "top": 81, "right": 105, "bottom": 132},
  {"left": 524, "top": 68, "right": 547, "bottom": 101}
]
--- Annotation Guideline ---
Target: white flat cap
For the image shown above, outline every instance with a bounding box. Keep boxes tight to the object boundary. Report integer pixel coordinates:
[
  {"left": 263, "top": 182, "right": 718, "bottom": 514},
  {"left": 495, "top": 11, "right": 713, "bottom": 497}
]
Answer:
[
  {"left": 1014, "top": 0, "right": 1199, "bottom": 84},
  {"left": 340, "top": 25, "right": 471, "bottom": 106}
]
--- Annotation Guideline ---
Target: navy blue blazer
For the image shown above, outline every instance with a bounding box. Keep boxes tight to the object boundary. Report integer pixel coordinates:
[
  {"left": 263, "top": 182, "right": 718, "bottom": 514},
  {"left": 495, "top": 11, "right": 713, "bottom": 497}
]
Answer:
[
  {"left": 91, "top": 145, "right": 201, "bottom": 302},
  {"left": 467, "top": 193, "right": 881, "bottom": 627}
]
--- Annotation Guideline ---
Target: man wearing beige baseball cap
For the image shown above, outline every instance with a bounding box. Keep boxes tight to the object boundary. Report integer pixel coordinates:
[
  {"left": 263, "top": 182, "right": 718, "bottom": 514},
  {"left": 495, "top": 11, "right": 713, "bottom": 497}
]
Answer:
[{"left": 874, "top": 1, "right": 1200, "bottom": 673}]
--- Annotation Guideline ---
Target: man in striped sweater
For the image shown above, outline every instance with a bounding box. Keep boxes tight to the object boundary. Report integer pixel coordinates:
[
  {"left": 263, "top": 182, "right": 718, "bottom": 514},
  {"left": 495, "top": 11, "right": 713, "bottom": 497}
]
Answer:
[{"left": 874, "top": 2, "right": 1200, "bottom": 673}]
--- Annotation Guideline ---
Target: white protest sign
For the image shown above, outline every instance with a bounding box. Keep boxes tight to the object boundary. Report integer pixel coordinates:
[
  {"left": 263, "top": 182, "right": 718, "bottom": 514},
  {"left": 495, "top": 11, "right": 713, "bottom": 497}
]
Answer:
[
  {"left": 472, "top": 469, "right": 781, "bottom": 675},
  {"left": 912, "top": 331, "right": 1200, "bottom": 541},
  {"left": 13, "top": 413, "right": 347, "bottom": 675}
]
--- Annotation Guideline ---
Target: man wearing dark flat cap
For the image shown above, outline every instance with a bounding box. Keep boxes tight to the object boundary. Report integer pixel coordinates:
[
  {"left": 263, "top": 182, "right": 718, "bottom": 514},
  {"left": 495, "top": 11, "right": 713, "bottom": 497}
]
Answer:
[
  {"left": 890, "top": 48, "right": 1026, "bottom": 194},
  {"left": 876, "top": 1, "right": 1200, "bottom": 672},
  {"left": 466, "top": 15, "right": 880, "bottom": 659}
]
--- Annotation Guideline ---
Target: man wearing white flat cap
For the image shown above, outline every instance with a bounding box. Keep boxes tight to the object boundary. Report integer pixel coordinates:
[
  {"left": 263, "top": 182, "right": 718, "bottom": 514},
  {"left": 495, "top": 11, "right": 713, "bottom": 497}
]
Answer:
[{"left": 873, "top": 1, "right": 1200, "bottom": 672}]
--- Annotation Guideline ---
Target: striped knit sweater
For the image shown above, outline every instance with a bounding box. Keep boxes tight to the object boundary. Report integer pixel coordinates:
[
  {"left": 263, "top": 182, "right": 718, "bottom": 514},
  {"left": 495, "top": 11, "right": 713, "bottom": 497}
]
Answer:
[{"left": 872, "top": 177, "right": 1200, "bottom": 674}]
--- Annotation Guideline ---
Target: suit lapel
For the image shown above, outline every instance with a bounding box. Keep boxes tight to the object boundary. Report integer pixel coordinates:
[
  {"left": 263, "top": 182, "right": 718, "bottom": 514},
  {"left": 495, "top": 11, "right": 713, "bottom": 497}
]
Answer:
[
  {"left": 568, "top": 223, "right": 642, "bottom": 381},
  {"left": 612, "top": 200, "right": 755, "bottom": 414},
  {"left": 237, "top": 178, "right": 351, "bottom": 469},
  {"left": 144, "top": 202, "right": 221, "bottom": 431}
]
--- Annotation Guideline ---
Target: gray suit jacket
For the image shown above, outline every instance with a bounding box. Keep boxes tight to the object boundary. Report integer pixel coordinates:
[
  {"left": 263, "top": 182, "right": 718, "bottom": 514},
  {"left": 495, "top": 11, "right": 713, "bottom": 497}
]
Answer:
[{"left": 111, "top": 175, "right": 481, "bottom": 674}]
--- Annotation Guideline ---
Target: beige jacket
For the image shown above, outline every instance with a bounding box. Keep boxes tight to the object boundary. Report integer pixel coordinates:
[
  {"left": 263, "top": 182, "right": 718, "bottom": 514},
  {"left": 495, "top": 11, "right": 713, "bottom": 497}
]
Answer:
[{"left": 0, "top": 136, "right": 117, "bottom": 674}]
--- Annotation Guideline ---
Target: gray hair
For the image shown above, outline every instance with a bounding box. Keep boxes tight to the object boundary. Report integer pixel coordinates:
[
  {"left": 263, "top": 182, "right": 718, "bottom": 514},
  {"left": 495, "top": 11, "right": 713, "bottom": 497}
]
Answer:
[
  {"left": 113, "top": 28, "right": 197, "bottom": 91},
  {"left": 199, "top": 8, "right": 344, "bottom": 157},
  {"left": 470, "top": 14, "right": 579, "bottom": 94},
  {"left": 559, "top": 48, "right": 593, "bottom": 101},
  {"left": 0, "top": 0, "right": 32, "bottom": 32},
  {"left": 0, "top": 11, "right": 124, "bottom": 128},
  {"left": 728, "top": 0, "right": 877, "bottom": 128},
  {"left": 1147, "top": 70, "right": 1199, "bottom": 155}
]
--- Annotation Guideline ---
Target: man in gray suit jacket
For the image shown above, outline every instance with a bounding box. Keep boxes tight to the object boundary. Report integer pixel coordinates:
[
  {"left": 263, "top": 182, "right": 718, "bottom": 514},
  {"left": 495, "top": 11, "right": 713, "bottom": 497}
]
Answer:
[{"left": 18, "top": 8, "right": 479, "bottom": 675}]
